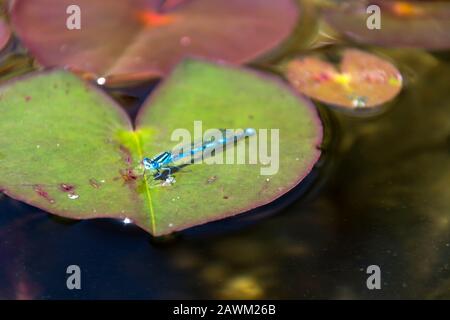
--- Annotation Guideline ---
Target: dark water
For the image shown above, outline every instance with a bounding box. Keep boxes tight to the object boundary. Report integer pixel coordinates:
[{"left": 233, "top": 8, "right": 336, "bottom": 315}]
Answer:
[{"left": 1, "top": 3, "right": 450, "bottom": 299}]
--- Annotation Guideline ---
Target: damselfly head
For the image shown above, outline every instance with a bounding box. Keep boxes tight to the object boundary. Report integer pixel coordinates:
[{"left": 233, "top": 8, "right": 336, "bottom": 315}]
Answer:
[{"left": 143, "top": 157, "right": 162, "bottom": 171}]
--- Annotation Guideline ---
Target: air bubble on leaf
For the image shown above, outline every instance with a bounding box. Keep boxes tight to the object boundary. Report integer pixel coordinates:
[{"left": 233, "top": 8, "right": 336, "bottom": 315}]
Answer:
[
  {"left": 67, "top": 193, "right": 79, "bottom": 200},
  {"left": 351, "top": 96, "right": 367, "bottom": 108},
  {"left": 96, "top": 77, "right": 106, "bottom": 86}
]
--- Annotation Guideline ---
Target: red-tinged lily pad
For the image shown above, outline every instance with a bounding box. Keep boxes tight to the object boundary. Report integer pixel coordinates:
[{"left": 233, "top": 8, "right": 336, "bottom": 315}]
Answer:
[
  {"left": 0, "top": 59, "right": 322, "bottom": 236},
  {"left": 10, "top": 0, "right": 299, "bottom": 85},
  {"left": 323, "top": 0, "right": 450, "bottom": 50},
  {"left": 285, "top": 49, "right": 403, "bottom": 110}
]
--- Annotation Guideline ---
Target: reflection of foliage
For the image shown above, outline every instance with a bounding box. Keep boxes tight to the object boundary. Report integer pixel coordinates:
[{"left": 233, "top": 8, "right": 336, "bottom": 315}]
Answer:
[
  {"left": 168, "top": 199, "right": 339, "bottom": 299},
  {"left": 330, "top": 56, "right": 450, "bottom": 297}
]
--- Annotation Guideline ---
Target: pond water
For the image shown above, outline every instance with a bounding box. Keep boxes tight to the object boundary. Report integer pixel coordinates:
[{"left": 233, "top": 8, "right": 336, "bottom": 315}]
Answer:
[{"left": 1, "top": 1, "right": 450, "bottom": 299}]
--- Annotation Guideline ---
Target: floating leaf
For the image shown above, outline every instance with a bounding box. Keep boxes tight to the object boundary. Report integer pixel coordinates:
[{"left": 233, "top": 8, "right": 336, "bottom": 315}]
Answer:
[
  {"left": 0, "top": 59, "right": 322, "bottom": 236},
  {"left": 285, "top": 49, "right": 403, "bottom": 109},
  {"left": 324, "top": 0, "right": 450, "bottom": 50},
  {"left": 10, "top": 0, "right": 299, "bottom": 85}
]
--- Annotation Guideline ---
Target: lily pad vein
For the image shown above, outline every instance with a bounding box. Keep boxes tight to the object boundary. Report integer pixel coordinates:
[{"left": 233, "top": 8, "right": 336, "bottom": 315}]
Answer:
[{"left": 132, "top": 131, "right": 156, "bottom": 234}]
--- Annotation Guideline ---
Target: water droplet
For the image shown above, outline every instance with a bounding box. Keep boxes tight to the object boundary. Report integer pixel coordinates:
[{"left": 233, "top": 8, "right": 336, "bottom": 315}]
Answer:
[
  {"left": 123, "top": 218, "right": 132, "bottom": 224},
  {"left": 266, "top": 178, "right": 270, "bottom": 182},
  {"left": 351, "top": 96, "right": 367, "bottom": 108},
  {"left": 68, "top": 193, "right": 79, "bottom": 200},
  {"left": 96, "top": 77, "right": 106, "bottom": 86},
  {"left": 169, "top": 223, "right": 174, "bottom": 228},
  {"left": 180, "top": 36, "right": 191, "bottom": 46},
  {"left": 162, "top": 175, "right": 176, "bottom": 187}
]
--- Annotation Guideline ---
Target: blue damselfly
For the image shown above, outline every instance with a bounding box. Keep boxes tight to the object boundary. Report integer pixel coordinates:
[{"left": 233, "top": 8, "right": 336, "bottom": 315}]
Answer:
[{"left": 142, "top": 128, "right": 256, "bottom": 179}]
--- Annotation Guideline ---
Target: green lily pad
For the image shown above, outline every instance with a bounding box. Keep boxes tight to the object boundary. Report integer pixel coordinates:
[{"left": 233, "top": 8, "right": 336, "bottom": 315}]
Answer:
[
  {"left": 0, "top": 59, "right": 322, "bottom": 236},
  {"left": 285, "top": 49, "right": 403, "bottom": 110}
]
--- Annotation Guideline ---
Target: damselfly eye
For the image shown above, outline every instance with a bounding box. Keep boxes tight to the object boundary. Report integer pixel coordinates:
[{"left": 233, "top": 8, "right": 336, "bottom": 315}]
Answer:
[
  {"left": 150, "top": 160, "right": 160, "bottom": 170},
  {"left": 142, "top": 158, "right": 152, "bottom": 169}
]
